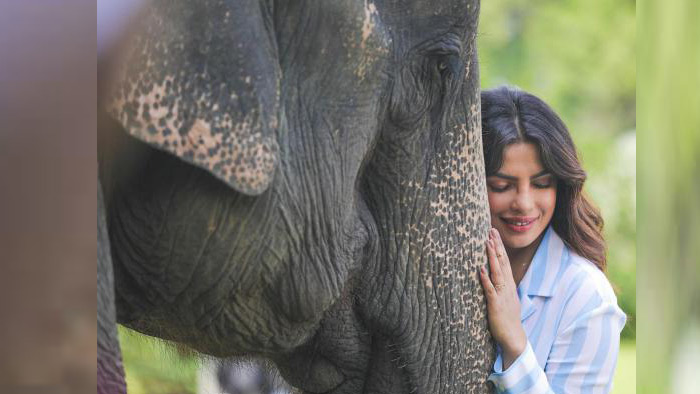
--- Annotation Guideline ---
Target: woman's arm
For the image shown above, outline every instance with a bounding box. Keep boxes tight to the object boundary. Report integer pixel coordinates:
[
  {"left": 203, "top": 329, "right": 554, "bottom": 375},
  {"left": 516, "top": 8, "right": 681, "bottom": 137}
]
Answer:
[
  {"left": 487, "top": 301, "right": 624, "bottom": 394},
  {"left": 480, "top": 229, "right": 626, "bottom": 393},
  {"left": 542, "top": 298, "right": 626, "bottom": 392}
]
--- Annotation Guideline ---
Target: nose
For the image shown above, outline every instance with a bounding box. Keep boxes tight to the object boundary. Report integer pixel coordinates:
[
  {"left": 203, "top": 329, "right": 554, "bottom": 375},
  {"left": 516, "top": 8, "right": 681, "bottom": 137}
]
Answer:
[{"left": 511, "top": 187, "right": 535, "bottom": 213}]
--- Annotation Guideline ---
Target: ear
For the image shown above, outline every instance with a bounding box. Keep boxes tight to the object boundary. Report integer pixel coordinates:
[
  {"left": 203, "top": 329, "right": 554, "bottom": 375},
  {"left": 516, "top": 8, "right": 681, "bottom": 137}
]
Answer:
[{"left": 107, "top": 1, "right": 280, "bottom": 195}]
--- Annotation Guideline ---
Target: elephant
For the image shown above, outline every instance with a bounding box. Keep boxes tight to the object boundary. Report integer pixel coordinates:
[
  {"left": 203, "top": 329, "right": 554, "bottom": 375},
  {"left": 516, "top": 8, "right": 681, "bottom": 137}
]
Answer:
[{"left": 97, "top": 0, "right": 494, "bottom": 393}]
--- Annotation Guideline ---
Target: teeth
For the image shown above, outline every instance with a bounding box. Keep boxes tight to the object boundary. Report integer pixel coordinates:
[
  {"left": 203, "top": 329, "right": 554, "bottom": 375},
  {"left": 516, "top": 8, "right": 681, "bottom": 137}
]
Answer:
[{"left": 508, "top": 220, "right": 531, "bottom": 226}]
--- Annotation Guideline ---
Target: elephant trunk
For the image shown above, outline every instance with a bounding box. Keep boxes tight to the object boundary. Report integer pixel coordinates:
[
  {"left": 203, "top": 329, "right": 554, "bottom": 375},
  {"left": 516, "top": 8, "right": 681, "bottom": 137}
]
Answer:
[{"left": 358, "top": 44, "right": 494, "bottom": 393}]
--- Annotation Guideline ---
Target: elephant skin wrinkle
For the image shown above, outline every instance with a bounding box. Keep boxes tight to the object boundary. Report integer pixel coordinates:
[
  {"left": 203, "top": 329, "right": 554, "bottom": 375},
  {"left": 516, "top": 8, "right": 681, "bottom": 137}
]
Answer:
[{"left": 98, "top": 182, "right": 127, "bottom": 394}]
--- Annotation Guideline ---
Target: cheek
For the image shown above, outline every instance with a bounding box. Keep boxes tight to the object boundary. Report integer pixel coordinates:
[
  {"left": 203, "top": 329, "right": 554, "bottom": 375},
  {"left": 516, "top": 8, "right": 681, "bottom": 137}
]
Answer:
[
  {"left": 540, "top": 190, "right": 557, "bottom": 214},
  {"left": 487, "top": 192, "right": 508, "bottom": 214}
]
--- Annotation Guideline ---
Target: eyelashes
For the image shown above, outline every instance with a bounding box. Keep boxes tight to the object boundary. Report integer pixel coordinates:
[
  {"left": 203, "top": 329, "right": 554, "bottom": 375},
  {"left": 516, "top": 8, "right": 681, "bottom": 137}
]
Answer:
[
  {"left": 487, "top": 182, "right": 554, "bottom": 192},
  {"left": 489, "top": 184, "right": 512, "bottom": 193},
  {"left": 534, "top": 182, "right": 554, "bottom": 189},
  {"left": 434, "top": 54, "right": 459, "bottom": 79}
]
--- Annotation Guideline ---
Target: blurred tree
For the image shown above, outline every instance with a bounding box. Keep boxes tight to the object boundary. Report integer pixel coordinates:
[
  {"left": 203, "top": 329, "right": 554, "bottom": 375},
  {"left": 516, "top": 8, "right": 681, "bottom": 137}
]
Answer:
[{"left": 478, "top": 0, "right": 635, "bottom": 135}]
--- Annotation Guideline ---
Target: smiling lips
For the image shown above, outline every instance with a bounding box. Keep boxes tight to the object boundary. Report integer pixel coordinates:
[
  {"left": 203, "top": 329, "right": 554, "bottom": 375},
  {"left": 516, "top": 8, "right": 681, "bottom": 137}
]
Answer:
[{"left": 501, "top": 216, "right": 538, "bottom": 232}]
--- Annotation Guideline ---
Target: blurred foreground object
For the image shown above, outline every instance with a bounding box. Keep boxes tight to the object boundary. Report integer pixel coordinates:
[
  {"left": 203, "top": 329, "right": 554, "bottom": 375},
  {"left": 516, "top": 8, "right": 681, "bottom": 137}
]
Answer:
[
  {"left": 97, "top": 0, "right": 147, "bottom": 56},
  {"left": 638, "top": 0, "right": 700, "bottom": 392},
  {"left": 0, "top": 1, "right": 96, "bottom": 392}
]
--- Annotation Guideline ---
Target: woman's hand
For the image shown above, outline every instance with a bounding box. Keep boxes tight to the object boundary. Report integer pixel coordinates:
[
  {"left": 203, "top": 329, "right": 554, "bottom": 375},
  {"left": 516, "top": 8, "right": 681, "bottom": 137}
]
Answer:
[{"left": 479, "top": 228, "right": 528, "bottom": 370}]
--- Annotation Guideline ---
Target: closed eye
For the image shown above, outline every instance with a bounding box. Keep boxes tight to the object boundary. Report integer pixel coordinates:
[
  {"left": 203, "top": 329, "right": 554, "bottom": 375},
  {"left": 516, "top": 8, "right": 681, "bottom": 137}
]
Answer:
[
  {"left": 532, "top": 175, "right": 555, "bottom": 189},
  {"left": 488, "top": 180, "right": 553, "bottom": 191},
  {"left": 488, "top": 183, "right": 510, "bottom": 192}
]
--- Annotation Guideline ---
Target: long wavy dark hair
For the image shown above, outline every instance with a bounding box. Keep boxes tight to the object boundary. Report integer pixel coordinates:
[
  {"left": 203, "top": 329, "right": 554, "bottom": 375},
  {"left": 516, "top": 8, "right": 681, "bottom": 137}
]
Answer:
[{"left": 481, "top": 86, "right": 607, "bottom": 272}]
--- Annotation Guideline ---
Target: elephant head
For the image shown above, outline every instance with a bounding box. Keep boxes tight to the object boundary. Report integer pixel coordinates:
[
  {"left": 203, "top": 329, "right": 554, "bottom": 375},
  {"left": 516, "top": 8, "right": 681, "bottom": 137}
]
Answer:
[{"left": 98, "top": 0, "right": 493, "bottom": 393}]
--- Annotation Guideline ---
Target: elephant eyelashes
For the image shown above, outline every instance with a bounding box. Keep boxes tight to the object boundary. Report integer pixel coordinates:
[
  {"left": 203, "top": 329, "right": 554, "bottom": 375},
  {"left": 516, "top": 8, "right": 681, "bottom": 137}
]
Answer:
[
  {"left": 434, "top": 54, "right": 460, "bottom": 81},
  {"left": 423, "top": 57, "right": 450, "bottom": 86},
  {"left": 430, "top": 58, "right": 449, "bottom": 80}
]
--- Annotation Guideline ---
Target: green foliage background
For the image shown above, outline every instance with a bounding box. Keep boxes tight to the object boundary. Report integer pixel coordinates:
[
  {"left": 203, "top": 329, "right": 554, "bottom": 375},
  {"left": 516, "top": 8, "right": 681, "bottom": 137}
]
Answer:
[
  {"left": 478, "top": 1, "right": 636, "bottom": 392},
  {"left": 478, "top": 0, "right": 636, "bottom": 341}
]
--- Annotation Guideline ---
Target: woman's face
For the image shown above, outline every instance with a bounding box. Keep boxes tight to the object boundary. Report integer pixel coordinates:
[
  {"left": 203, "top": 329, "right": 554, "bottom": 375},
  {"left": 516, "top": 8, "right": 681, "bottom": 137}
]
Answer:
[{"left": 486, "top": 142, "right": 557, "bottom": 252}]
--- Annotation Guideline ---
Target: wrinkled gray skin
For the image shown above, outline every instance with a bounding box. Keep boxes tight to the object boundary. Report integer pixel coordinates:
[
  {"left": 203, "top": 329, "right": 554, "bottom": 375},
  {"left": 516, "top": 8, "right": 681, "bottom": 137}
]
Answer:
[
  {"left": 98, "top": 0, "right": 494, "bottom": 393},
  {"left": 98, "top": 181, "right": 127, "bottom": 394}
]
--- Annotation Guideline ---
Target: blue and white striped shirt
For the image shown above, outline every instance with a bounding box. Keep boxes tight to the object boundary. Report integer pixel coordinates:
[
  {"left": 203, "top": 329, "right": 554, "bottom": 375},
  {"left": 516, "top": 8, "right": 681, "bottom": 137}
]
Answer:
[{"left": 488, "top": 226, "right": 627, "bottom": 394}]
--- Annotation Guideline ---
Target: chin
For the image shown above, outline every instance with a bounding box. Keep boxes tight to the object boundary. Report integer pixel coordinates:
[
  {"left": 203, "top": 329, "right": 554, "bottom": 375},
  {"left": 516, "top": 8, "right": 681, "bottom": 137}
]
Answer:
[{"left": 504, "top": 237, "right": 536, "bottom": 250}]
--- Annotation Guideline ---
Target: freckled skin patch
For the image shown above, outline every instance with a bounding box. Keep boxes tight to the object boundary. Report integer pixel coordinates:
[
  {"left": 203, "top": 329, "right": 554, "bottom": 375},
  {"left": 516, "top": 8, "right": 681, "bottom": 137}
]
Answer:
[
  {"left": 107, "top": 1, "right": 280, "bottom": 196},
  {"left": 358, "top": 20, "right": 494, "bottom": 391},
  {"left": 339, "top": 1, "right": 390, "bottom": 81},
  {"left": 361, "top": 2, "right": 377, "bottom": 48}
]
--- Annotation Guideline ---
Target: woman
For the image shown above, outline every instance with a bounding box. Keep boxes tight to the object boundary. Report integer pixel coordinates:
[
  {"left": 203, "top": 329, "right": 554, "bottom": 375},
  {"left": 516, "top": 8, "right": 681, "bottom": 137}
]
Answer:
[{"left": 478, "top": 86, "right": 626, "bottom": 393}]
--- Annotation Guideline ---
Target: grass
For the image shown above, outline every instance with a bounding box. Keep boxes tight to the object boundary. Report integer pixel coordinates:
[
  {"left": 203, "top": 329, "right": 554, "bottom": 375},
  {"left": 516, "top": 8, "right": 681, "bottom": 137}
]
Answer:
[
  {"left": 118, "top": 326, "right": 198, "bottom": 394},
  {"left": 611, "top": 340, "right": 636, "bottom": 394}
]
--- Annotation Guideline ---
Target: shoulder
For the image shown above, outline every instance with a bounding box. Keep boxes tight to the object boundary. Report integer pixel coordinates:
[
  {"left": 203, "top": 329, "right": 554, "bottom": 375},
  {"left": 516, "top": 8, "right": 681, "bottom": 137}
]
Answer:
[
  {"left": 563, "top": 251, "right": 617, "bottom": 303},
  {"left": 553, "top": 248, "right": 626, "bottom": 331}
]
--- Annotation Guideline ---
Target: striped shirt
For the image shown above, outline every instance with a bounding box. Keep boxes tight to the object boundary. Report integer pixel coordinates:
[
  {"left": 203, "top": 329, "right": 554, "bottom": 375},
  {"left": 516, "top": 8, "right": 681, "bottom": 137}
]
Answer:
[{"left": 487, "top": 226, "right": 627, "bottom": 394}]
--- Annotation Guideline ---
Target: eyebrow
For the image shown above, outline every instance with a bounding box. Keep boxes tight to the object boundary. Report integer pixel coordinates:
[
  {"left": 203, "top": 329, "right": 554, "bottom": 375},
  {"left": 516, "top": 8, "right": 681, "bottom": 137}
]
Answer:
[{"left": 491, "top": 170, "right": 551, "bottom": 181}]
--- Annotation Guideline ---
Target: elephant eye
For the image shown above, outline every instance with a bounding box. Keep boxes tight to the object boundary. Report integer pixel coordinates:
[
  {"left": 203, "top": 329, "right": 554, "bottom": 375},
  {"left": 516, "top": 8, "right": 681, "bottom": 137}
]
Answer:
[{"left": 434, "top": 55, "right": 458, "bottom": 80}]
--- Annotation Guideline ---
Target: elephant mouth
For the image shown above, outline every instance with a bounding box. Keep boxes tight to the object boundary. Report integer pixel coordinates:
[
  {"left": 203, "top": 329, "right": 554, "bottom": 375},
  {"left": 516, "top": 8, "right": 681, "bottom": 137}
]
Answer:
[{"left": 275, "top": 353, "right": 346, "bottom": 394}]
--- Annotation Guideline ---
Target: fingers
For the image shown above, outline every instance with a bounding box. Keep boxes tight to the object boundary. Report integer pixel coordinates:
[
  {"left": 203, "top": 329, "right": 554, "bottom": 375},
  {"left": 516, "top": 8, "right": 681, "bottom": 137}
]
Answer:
[
  {"left": 486, "top": 235, "right": 504, "bottom": 286},
  {"left": 490, "top": 228, "right": 512, "bottom": 275},
  {"left": 479, "top": 265, "right": 496, "bottom": 299}
]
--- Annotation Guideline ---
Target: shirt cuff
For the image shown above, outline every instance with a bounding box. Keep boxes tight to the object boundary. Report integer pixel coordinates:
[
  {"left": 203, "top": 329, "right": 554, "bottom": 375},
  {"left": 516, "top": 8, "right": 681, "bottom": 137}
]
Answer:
[{"left": 488, "top": 341, "right": 547, "bottom": 393}]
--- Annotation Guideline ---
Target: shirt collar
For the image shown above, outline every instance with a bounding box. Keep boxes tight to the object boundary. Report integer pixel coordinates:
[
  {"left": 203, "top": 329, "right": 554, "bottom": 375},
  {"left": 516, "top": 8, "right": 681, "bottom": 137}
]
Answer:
[{"left": 517, "top": 225, "right": 567, "bottom": 299}]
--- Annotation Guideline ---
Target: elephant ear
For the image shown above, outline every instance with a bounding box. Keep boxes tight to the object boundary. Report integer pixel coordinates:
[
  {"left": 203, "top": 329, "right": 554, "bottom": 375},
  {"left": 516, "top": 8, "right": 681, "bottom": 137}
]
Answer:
[{"left": 107, "top": 0, "right": 280, "bottom": 195}]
